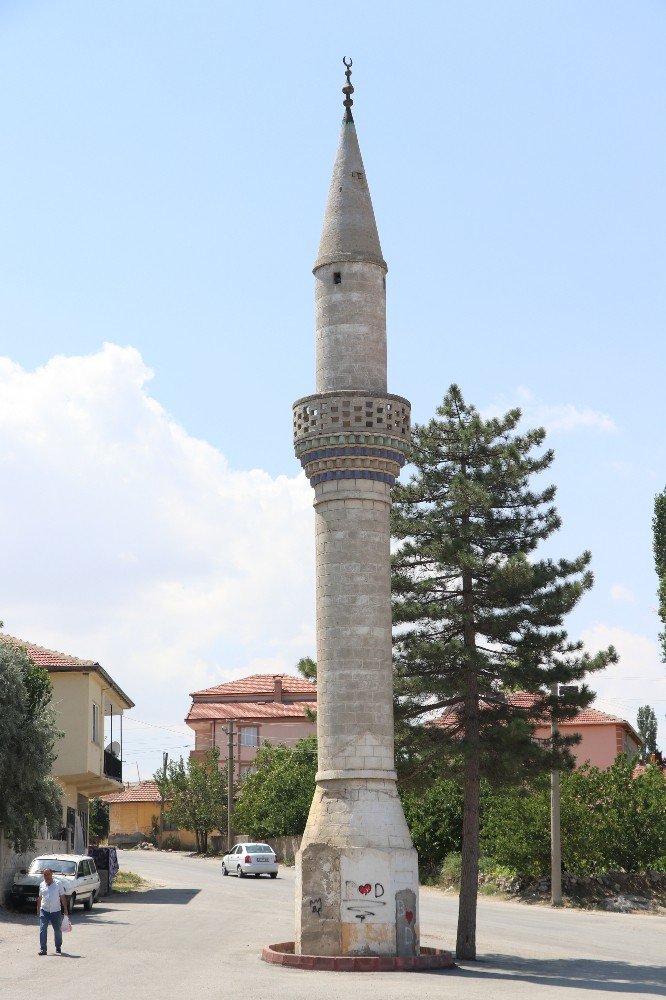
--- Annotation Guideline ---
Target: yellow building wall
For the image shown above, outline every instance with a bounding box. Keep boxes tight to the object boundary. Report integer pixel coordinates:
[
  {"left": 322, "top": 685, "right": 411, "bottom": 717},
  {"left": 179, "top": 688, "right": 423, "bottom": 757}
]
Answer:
[
  {"left": 108, "top": 802, "right": 197, "bottom": 850},
  {"left": 50, "top": 673, "right": 91, "bottom": 779}
]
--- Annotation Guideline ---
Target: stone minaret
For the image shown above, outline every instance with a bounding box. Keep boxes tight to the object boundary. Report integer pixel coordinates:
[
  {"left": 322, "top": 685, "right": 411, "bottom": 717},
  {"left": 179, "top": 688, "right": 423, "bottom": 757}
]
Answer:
[{"left": 293, "top": 60, "right": 419, "bottom": 958}]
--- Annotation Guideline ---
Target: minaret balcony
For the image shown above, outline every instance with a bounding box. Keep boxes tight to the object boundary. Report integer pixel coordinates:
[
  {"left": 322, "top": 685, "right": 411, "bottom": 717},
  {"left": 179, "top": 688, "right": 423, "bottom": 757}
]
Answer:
[
  {"left": 293, "top": 390, "right": 411, "bottom": 489},
  {"left": 293, "top": 390, "right": 410, "bottom": 448}
]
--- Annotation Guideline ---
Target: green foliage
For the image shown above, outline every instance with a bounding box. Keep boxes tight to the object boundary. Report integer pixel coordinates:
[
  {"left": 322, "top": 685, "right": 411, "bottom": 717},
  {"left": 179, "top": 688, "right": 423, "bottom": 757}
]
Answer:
[
  {"left": 391, "top": 386, "right": 616, "bottom": 957},
  {"left": 392, "top": 385, "right": 617, "bottom": 783},
  {"left": 637, "top": 705, "right": 659, "bottom": 760},
  {"left": 0, "top": 633, "right": 63, "bottom": 852},
  {"left": 400, "top": 778, "right": 463, "bottom": 880},
  {"left": 161, "top": 834, "right": 182, "bottom": 851},
  {"left": 296, "top": 657, "right": 317, "bottom": 681},
  {"left": 89, "top": 798, "right": 109, "bottom": 839},
  {"left": 233, "top": 737, "right": 317, "bottom": 839},
  {"left": 653, "top": 488, "right": 666, "bottom": 660},
  {"left": 296, "top": 657, "right": 317, "bottom": 721},
  {"left": 154, "top": 749, "right": 226, "bottom": 853},
  {"left": 438, "top": 852, "right": 462, "bottom": 888},
  {"left": 481, "top": 777, "right": 551, "bottom": 879},
  {"left": 481, "top": 759, "right": 666, "bottom": 877}
]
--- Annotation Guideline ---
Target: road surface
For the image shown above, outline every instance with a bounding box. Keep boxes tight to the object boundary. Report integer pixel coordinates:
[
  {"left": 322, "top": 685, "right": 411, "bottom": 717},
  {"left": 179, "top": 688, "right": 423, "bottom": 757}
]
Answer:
[{"left": 1, "top": 850, "right": 663, "bottom": 999}]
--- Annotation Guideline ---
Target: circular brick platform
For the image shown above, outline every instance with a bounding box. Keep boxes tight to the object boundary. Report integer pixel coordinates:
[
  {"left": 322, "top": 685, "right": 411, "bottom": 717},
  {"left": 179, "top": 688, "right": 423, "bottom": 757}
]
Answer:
[{"left": 262, "top": 942, "right": 455, "bottom": 972}]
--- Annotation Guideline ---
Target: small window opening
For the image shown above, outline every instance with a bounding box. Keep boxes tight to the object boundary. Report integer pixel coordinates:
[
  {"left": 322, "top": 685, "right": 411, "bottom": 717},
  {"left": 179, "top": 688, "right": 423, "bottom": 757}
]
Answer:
[{"left": 333, "top": 272, "right": 342, "bottom": 285}]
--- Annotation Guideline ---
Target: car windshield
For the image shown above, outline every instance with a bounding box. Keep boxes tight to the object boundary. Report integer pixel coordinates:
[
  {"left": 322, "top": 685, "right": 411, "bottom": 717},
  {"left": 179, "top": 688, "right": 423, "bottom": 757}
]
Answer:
[
  {"left": 29, "top": 859, "right": 77, "bottom": 876},
  {"left": 246, "top": 845, "right": 272, "bottom": 853}
]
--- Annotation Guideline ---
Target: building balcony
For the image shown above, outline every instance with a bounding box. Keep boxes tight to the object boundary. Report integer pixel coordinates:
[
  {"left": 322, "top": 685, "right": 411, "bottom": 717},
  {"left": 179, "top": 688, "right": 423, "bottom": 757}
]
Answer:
[{"left": 104, "top": 750, "right": 122, "bottom": 783}]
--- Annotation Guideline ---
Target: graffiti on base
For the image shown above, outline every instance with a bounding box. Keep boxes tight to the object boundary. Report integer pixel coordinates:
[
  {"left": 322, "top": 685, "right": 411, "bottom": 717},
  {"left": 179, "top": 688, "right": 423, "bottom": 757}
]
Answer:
[
  {"left": 345, "top": 881, "right": 385, "bottom": 899},
  {"left": 309, "top": 897, "right": 322, "bottom": 916},
  {"left": 344, "top": 881, "right": 386, "bottom": 921}
]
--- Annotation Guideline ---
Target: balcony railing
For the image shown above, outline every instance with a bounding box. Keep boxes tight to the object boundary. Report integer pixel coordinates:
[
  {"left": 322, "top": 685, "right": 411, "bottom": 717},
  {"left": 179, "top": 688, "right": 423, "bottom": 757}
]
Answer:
[{"left": 104, "top": 750, "right": 122, "bottom": 782}]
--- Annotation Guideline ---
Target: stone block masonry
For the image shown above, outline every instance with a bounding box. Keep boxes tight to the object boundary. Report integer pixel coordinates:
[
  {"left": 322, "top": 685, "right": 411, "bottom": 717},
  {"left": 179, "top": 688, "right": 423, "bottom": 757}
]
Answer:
[{"left": 292, "top": 63, "right": 419, "bottom": 958}]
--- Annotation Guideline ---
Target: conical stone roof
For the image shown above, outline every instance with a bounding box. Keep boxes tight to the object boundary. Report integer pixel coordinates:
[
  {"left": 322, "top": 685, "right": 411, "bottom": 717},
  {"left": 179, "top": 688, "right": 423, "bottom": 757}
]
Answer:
[{"left": 313, "top": 119, "right": 386, "bottom": 272}]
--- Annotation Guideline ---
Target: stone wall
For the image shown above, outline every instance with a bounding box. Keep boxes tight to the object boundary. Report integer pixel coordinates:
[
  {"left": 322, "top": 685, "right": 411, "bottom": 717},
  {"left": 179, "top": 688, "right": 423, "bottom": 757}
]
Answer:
[
  {"left": 0, "top": 830, "right": 67, "bottom": 901},
  {"left": 233, "top": 834, "right": 302, "bottom": 864}
]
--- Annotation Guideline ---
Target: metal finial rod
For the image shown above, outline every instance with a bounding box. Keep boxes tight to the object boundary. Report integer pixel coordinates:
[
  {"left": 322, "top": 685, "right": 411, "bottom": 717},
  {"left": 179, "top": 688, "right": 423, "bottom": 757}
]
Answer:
[{"left": 342, "top": 56, "right": 354, "bottom": 122}]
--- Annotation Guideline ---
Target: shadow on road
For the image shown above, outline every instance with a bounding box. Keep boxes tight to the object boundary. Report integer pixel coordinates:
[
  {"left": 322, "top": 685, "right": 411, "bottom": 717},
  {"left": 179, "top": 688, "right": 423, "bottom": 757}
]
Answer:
[
  {"left": 109, "top": 888, "right": 201, "bottom": 905},
  {"left": 443, "top": 953, "right": 666, "bottom": 995}
]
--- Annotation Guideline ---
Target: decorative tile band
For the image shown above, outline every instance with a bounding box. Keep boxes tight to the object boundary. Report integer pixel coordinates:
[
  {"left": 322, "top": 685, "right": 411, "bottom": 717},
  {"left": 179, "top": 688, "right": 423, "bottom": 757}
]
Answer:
[
  {"left": 300, "top": 446, "right": 407, "bottom": 467},
  {"left": 310, "top": 469, "right": 396, "bottom": 487},
  {"left": 295, "top": 433, "right": 410, "bottom": 458}
]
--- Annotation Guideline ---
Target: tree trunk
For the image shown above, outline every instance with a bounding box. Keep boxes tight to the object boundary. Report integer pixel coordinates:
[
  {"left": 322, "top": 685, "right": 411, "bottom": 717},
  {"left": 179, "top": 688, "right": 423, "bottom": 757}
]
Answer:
[
  {"left": 456, "top": 557, "right": 480, "bottom": 960},
  {"left": 457, "top": 727, "right": 480, "bottom": 959},
  {"left": 195, "top": 830, "right": 201, "bottom": 854}
]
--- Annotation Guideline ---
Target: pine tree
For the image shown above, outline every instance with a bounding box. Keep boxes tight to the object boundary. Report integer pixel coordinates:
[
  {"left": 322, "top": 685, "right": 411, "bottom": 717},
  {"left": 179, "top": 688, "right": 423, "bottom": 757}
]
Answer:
[
  {"left": 391, "top": 385, "right": 616, "bottom": 959},
  {"left": 653, "top": 488, "right": 666, "bottom": 661},
  {"left": 636, "top": 705, "right": 659, "bottom": 761}
]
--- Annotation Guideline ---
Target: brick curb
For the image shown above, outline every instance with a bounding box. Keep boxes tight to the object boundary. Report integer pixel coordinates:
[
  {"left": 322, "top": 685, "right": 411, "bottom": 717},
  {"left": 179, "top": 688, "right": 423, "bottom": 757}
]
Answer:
[{"left": 262, "top": 942, "right": 455, "bottom": 972}]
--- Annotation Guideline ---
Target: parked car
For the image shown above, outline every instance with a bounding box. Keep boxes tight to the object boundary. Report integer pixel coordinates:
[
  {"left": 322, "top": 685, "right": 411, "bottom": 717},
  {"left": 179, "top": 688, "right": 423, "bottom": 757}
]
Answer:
[
  {"left": 222, "top": 843, "right": 278, "bottom": 878},
  {"left": 10, "top": 854, "right": 101, "bottom": 910}
]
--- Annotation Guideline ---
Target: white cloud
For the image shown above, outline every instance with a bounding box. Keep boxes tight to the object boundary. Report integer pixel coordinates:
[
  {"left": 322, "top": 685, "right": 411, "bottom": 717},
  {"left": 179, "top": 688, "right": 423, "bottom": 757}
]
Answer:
[
  {"left": 581, "top": 624, "right": 666, "bottom": 737},
  {"left": 0, "top": 344, "right": 316, "bottom": 770},
  {"left": 610, "top": 584, "right": 636, "bottom": 604},
  {"left": 482, "top": 386, "right": 617, "bottom": 434}
]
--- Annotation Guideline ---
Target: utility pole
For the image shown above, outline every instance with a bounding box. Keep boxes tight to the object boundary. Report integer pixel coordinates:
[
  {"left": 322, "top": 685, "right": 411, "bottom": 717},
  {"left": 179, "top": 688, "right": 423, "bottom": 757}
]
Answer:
[
  {"left": 159, "top": 752, "right": 168, "bottom": 848},
  {"left": 226, "top": 720, "right": 234, "bottom": 853},
  {"left": 550, "top": 683, "right": 562, "bottom": 906}
]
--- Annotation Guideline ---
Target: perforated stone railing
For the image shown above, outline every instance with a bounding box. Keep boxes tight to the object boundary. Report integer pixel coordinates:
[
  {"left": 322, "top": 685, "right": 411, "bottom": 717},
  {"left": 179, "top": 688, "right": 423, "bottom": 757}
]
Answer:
[
  {"left": 293, "top": 391, "right": 411, "bottom": 488},
  {"left": 293, "top": 391, "right": 410, "bottom": 446}
]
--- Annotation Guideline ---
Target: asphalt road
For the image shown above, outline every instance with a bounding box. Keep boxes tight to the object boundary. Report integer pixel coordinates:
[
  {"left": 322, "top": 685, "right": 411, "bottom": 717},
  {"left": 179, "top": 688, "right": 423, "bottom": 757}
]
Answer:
[{"left": 1, "top": 850, "right": 664, "bottom": 999}]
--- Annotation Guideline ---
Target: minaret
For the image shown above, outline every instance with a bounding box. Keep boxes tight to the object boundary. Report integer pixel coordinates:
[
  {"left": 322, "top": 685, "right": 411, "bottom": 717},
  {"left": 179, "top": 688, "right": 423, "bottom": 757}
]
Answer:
[{"left": 293, "top": 59, "right": 419, "bottom": 959}]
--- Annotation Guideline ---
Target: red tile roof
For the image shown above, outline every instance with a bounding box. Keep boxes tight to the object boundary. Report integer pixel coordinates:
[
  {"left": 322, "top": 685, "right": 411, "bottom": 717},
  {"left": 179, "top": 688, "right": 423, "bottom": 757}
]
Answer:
[
  {"left": 100, "top": 781, "right": 162, "bottom": 804},
  {"left": 0, "top": 633, "right": 97, "bottom": 668},
  {"left": 0, "top": 633, "right": 134, "bottom": 708},
  {"left": 186, "top": 700, "right": 317, "bottom": 723},
  {"left": 433, "top": 691, "right": 637, "bottom": 735},
  {"left": 190, "top": 673, "right": 316, "bottom": 700}
]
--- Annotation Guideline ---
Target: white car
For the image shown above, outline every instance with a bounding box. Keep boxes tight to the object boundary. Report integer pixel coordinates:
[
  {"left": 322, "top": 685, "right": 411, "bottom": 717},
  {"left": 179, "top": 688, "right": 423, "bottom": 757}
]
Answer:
[
  {"left": 222, "top": 843, "right": 278, "bottom": 878},
  {"left": 10, "top": 854, "right": 101, "bottom": 910}
]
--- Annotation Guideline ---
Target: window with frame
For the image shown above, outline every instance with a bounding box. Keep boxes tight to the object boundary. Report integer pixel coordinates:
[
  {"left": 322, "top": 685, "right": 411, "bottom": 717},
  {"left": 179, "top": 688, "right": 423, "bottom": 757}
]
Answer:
[
  {"left": 240, "top": 726, "right": 258, "bottom": 747},
  {"left": 92, "top": 702, "right": 100, "bottom": 744}
]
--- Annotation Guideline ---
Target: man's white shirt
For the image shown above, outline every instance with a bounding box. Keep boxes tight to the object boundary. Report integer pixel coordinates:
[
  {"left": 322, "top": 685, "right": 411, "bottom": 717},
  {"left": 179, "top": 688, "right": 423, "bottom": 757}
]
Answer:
[{"left": 39, "top": 879, "right": 66, "bottom": 913}]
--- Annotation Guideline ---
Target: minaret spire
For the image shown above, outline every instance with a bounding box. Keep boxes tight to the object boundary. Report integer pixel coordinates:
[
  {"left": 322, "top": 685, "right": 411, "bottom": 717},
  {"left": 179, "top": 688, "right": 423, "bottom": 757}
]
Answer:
[{"left": 342, "top": 56, "right": 354, "bottom": 122}]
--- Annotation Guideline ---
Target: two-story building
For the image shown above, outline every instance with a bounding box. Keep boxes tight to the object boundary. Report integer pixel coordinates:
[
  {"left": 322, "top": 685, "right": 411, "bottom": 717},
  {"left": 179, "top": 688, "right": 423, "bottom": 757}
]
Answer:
[
  {"left": 0, "top": 634, "right": 134, "bottom": 850},
  {"left": 433, "top": 690, "right": 641, "bottom": 770},
  {"left": 186, "top": 674, "right": 317, "bottom": 781}
]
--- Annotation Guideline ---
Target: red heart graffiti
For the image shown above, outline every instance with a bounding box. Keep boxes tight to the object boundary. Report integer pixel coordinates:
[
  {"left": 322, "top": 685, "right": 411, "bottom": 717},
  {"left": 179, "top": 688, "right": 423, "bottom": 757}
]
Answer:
[
  {"left": 405, "top": 910, "right": 414, "bottom": 923},
  {"left": 359, "top": 883, "right": 372, "bottom": 896}
]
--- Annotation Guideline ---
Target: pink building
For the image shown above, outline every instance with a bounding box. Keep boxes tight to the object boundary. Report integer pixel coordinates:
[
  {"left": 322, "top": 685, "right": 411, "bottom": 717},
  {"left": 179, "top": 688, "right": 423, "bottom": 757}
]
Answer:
[
  {"left": 185, "top": 674, "right": 317, "bottom": 782},
  {"left": 434, "top": 692, "right": 641, "bottom": 770}
]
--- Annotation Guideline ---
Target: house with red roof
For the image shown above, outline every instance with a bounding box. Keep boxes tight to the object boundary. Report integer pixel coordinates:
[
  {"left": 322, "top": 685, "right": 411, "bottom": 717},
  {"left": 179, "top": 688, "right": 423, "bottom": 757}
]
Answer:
[
  {"left": 100, "top": 780, "right": 197, "bottom": 850},
  {"left": 433, "top": 690, "right": 641, "bottom": 770},
  {"left": 0, "top": 633, "right": 134, "bottom": 850},
  {"left": 185, "top": 674, "right": 317, "bottom": 782}
]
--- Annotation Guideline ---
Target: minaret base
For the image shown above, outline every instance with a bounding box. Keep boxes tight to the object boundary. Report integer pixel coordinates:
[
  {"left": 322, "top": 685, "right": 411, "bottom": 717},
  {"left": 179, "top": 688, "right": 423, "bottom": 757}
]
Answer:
[{"left": 295, "top": 778, "right": 419, "bottom": 957}]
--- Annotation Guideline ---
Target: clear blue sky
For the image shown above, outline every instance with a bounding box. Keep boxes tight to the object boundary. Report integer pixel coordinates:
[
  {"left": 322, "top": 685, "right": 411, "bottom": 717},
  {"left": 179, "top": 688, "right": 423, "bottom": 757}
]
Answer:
[{"left": 1, "top": 1, "right": 664, "bottom": 777}]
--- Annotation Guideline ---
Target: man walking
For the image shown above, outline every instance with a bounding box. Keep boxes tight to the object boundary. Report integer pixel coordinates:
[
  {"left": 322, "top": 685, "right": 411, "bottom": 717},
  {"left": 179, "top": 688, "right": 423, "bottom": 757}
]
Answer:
[{"left": 37, "top": 867, "right": 68, "bottom": 955}]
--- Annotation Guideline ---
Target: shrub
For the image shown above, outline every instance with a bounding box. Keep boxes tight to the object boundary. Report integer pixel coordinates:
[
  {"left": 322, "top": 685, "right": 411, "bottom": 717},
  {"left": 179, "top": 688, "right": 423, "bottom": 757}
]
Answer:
[
  {"left": 438, "top": 852, "right": 462, "bottom": 888},
  {"left": 401, "top": 778, "right": 463, "bottom": 880},
  {"left": 161, "top": 834, "right": 182, "bottom": 851},
  {"left": 481, "top": 758, "right": 666, "bottom": 877}
]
